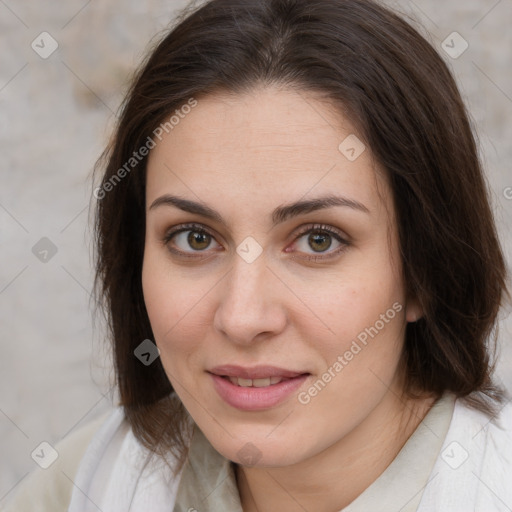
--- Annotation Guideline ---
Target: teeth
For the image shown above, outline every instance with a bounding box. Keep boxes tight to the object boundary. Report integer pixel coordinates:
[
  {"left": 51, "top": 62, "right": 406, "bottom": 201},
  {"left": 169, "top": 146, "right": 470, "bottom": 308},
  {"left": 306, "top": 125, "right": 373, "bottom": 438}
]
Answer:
[
  {"left": 226, "top": 376, "right": 286, "bottom": 387},
  {"left": 253, "top": 378, "right": 271, "bottom": 387}
]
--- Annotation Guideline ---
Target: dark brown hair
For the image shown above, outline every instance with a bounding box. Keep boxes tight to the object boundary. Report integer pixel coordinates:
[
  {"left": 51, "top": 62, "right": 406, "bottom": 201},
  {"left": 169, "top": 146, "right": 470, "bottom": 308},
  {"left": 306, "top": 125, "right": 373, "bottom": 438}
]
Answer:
[{"left": 92, "top": 0, "right": 511, "bottom": 472}]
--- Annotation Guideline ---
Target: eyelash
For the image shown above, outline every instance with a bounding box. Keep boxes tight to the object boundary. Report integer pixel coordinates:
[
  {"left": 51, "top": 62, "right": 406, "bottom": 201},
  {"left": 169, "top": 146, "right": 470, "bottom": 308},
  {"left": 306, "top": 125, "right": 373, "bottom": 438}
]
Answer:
[{"left": 161, "top": 222, "right": 350, "bottom": 262}]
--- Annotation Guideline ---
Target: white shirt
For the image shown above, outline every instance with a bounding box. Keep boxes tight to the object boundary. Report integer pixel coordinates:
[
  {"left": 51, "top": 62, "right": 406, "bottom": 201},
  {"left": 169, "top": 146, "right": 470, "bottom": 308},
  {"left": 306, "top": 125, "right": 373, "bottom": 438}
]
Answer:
[
  {"left": 3, "top": 391, "right": 511, "bottom": 511},
  {"left": 65, "top": 391, "right": 512, "bottom": 511}
]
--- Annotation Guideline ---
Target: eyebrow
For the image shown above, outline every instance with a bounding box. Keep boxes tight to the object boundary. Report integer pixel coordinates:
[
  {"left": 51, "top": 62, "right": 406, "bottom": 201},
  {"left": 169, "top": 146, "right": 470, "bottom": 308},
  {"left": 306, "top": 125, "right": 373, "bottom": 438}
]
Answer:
[{"left": 148, "top": 193, "right": 370, "bottom": 227}]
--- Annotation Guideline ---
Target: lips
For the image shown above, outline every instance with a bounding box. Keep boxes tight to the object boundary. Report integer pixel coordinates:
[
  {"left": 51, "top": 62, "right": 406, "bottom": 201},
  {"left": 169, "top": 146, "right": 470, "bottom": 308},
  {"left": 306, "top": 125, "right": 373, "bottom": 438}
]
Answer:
[{"left": 208, "top": 365, "right": 310, "bottom": 410}]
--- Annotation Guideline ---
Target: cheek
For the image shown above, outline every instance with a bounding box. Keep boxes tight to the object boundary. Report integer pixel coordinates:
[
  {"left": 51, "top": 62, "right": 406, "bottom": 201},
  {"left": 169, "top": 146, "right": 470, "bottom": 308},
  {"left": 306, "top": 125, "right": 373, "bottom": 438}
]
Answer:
[
  {"left": 304, "top": 289, "right": 406, "bottom": 416},
  {"left": 308, "top": 283, "right": 407, "bottom": 401},
  {"left": 302, "top": 268, "right": 405, "bottom": 356},
  {"left": 141, "top": 248, "right": 202, "bottom": 362},
  {"left": 322, "top": 299, "right": 406, "bottom": 386},
  {"left": 332, "top": 289, "right": 406, "bottom": 390}
]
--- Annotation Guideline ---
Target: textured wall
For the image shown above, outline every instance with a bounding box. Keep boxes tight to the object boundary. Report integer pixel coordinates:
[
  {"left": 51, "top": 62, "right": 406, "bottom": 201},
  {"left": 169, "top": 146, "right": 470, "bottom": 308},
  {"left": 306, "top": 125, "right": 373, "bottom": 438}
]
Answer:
[{"left": 1, "top": 0, "right": 511, "bottom": 499}]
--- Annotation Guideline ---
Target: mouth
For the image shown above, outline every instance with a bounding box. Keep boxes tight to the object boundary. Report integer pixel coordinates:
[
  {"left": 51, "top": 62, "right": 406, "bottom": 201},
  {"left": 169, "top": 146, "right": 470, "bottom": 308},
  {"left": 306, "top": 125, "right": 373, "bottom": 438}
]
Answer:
[{"left": 208, "top": 365, "right": 310, "bottom": 410}]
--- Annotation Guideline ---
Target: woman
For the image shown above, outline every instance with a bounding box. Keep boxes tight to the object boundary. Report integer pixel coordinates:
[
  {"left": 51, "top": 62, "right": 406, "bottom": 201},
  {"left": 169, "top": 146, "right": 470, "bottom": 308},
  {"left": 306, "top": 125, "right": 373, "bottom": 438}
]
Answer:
[{"left": 4, "top": 0, "right": 511, "bottom": 510}]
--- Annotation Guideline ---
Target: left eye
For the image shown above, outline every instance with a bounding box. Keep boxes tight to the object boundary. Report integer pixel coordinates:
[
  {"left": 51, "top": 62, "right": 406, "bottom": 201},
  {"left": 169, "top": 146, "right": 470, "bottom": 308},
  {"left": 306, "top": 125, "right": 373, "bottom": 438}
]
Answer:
[
  {"left": 295, "top": 230, "right": 341, "bottom": 253},
  {"left": 290, "top": 224, "right": 349, "bottom": 260}
]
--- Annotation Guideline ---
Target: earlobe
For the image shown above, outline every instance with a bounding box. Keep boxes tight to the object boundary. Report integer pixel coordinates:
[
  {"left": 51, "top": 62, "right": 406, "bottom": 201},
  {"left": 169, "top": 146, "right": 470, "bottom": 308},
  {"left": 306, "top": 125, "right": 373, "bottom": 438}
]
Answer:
[{"left": 405, "top": 300, "right": 423, "bottom": 323}]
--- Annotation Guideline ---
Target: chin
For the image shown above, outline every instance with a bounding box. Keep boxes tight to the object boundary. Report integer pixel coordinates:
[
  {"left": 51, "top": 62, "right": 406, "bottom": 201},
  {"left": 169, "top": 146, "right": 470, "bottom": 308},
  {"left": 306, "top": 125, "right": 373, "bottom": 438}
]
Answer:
[{"left": 208, "top": 430, "right": 308, "bottom": 468}]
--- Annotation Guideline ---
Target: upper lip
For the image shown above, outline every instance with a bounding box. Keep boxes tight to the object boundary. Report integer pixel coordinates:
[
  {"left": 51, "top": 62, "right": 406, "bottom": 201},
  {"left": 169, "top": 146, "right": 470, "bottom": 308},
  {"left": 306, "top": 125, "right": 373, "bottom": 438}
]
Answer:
[{"left": 209, "top": 364, "right": 309, "bottom": 380}]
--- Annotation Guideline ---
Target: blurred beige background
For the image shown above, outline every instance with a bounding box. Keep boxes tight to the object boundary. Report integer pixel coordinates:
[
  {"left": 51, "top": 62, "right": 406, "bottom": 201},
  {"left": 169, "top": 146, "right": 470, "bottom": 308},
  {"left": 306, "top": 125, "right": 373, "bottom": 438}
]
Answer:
[{"left": 1, "top": 0, "right": 511, "bottom": 501}]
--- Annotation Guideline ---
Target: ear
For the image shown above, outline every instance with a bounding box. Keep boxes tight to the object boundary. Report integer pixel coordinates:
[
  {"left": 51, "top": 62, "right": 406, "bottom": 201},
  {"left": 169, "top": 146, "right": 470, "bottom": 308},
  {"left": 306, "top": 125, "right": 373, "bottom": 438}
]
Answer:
[{"left": 405, "top": 298, "right": 423, "bottom": 323}]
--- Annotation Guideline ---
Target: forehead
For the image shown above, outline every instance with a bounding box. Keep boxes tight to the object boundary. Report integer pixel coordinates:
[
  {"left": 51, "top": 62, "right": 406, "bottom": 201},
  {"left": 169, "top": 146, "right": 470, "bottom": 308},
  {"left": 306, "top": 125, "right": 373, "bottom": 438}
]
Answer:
[{"left": 145, "top": 86, "right": 389, "bottom": 217}]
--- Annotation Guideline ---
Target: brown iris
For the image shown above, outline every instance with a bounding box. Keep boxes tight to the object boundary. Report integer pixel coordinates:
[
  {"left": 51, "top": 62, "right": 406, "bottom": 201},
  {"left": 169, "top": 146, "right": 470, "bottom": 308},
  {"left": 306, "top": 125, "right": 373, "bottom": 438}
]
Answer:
[
  {"left": 188, "top": 231, "right": 211, "bottom": 250},
  {"left": 309, "top": 232, "right": 332, "bottom": 252}
]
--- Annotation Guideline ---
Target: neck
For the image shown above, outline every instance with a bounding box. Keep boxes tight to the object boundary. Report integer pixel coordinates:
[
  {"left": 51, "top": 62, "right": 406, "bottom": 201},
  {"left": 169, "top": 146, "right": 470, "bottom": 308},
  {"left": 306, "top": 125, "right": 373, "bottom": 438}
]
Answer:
[{"left": 235, "top": 389, "right": 436, "bottom": 512}]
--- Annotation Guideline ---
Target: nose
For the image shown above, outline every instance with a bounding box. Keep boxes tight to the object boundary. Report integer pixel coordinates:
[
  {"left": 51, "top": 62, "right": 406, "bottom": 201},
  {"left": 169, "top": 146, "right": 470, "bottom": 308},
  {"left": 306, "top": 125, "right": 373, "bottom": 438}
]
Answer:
[{"left": 213, "top": 250, "right": 287, "bottom": 346}]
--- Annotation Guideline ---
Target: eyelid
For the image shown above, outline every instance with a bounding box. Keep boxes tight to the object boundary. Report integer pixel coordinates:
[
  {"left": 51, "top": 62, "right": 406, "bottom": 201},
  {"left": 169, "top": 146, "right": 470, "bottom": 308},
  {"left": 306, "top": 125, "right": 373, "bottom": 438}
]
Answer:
[{"left": 292, "top": 223, "right": 349, "bottom": 242}]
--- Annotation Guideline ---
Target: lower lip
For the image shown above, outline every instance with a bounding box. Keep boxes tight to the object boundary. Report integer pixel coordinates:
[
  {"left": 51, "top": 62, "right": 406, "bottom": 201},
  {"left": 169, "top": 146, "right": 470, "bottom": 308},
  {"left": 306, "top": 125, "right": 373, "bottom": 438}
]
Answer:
[{"left": 209, "top": 373, "right": 309, "bottom": 411}]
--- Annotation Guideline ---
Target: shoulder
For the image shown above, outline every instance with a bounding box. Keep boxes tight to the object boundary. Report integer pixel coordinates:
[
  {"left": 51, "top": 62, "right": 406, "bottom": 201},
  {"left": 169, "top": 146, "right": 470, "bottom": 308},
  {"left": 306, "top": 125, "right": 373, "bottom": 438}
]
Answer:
[
  {"left": 455, "top": 393, "right": 512, "bottom": 468},
  {"left": 451, "top": 392, "right": 512, "bottom": 453},
  {"left": 417, "top": 392, "right": 512, "bottom": 512},
  {"left": 66, "top": 402, "right": 186, "bottom": 511},
  {"left": 1, "top": 409, "right": 116, "bottom": 512}
]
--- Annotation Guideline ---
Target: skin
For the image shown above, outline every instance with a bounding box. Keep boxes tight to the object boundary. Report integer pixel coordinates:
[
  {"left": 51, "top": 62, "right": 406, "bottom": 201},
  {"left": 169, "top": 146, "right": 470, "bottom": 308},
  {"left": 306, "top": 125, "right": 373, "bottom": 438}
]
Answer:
[{"left": 142, "top": 85, "right": 435, "bottom": 511}]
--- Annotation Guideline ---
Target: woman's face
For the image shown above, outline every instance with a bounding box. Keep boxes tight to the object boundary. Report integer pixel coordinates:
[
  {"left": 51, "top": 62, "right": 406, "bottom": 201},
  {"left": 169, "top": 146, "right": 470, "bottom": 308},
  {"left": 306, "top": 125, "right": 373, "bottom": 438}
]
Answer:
[{"left": 142, "top": 86, "right": 420, "bottom": 467}]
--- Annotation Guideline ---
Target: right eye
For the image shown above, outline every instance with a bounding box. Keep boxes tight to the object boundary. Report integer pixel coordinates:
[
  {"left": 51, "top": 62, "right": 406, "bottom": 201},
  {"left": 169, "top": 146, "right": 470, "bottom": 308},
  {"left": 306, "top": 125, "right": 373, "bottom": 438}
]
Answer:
[{"left": 162, "top": 223, "right": 223, "bottom": 258}]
